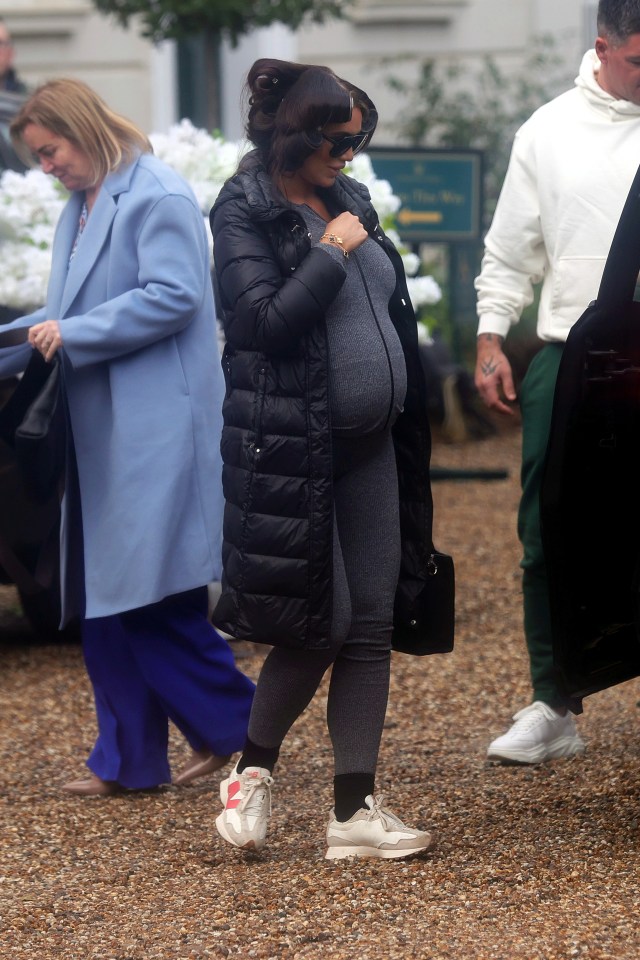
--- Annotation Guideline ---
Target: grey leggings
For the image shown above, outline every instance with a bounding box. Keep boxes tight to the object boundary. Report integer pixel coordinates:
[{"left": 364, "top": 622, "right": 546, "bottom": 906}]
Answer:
[{"left": 247, "top": 429, "right": 400, "bottom": 775}]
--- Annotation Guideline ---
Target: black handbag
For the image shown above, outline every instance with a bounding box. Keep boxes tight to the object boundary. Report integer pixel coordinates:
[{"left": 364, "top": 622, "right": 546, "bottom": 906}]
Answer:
[
  {"left": 392, "top": 548, "right": 455, "bottom": 655},
  {"left": 0, "top": 350, "right": 66, "bottom": 504},
  {"left": 540, "top": 160, "right": 640, "bottom": 702}
]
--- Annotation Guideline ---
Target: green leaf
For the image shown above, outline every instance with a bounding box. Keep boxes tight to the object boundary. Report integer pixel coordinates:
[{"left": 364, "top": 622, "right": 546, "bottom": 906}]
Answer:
[
  {"left": 386, "top": 34, "right": 573, "bottom": 227},
  {"left": 92, "top": 0, "right": 351, "bottom": 45}
]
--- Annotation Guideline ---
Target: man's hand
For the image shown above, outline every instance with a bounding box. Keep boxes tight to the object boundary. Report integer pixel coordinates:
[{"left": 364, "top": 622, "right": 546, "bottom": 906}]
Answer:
[
  {"left": 29, "top": 320, "right": 63, "bottom": 363},
  {"left": 475, "top": 333, "right": 517, "bottom": 415}
]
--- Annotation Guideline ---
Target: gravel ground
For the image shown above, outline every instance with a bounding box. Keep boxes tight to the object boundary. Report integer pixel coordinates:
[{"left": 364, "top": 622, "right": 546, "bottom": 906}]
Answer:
[{"left": 1, "top": 423, "right": 639, "bottom": 960}]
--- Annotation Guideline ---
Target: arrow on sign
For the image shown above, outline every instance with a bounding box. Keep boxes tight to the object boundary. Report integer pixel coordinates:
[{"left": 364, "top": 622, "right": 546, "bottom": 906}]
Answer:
[{"left": 398, "top": 209, "right": 443, "bottom": 225}]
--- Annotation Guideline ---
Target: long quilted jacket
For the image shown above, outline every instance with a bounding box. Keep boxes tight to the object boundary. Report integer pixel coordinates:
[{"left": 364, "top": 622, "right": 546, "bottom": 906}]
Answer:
[{"left": 210, "top": 152, "right": 435, "bottom": 650}]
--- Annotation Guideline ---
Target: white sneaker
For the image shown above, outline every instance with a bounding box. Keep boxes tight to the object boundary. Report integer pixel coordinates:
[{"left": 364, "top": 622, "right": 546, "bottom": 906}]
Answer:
[
  {"left": 325, "top": 795, "right": 433, "bottom": 860},
  {"left": 215, "top": 764, "right": 273, "bottom": 852},
  {"left": 487, "top": 701, "right": 586, "bottom": 764}
]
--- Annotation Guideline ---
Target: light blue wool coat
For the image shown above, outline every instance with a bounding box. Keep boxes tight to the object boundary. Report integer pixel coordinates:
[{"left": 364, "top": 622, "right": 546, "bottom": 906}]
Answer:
[{"left": 0, "top": 154, "right": 224, "bottom": 623}]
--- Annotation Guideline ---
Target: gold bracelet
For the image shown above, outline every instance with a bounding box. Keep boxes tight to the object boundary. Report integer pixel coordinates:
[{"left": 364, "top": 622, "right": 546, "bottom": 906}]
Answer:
[{"left": 320, "top": 233, "right": 349, "bottom": 258}]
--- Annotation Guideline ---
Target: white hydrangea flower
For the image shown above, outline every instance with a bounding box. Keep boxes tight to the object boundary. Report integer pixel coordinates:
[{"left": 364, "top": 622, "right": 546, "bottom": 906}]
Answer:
[
  {"left": 406, "top": 274, "right": 443, "bottom": 310},
  {"left": 384, "top": 227, "right": 402, "bottom": 247},
  {"left": 345, "top": 153, "right": 374, "bottom": 181},
  {"left": 367, "top": 178, "right": 401, "bottom": 221},
  {"left": 401, "top": 251, "right": 421, "bottom": 278},
  {"left": 0, "top": 127, "right": 441, "bottom": 316},
  {"left": 0, "top": 168, "right": 66, "bottom": 235},
  {"left": 383, "top": 227, "right": 419, "bottom": 276},
  {"left": 345, "top": 153, "right": 400, "bottom": 222},
  {"left": 0, "top": 242, "right": 54, "bottom": 309},
  {"left": 0, "top": 169, "right": 66, "bottom": 308},
  {"left": 150, "top": 119, "right": 246, "bottom": 212},
  {"left": 416, "top": 320, "right": 434, "bottom": 345}
]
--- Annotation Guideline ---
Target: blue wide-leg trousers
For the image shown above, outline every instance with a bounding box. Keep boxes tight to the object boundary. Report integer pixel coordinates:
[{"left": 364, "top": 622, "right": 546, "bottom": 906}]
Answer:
[{"left": 81, "top": 587, "right": 255, "bottom": 788}]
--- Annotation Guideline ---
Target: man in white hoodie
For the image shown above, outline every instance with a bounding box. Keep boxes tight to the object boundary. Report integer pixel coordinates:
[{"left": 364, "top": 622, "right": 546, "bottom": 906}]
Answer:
[{"left": 475, "top": 0, "right": 640, "bottom": 764}]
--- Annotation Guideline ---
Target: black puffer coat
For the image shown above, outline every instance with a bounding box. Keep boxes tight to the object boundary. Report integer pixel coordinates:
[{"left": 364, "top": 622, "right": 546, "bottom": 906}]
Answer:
[{"left": 210, "top": 152, "right": 436, "bottom": 651}]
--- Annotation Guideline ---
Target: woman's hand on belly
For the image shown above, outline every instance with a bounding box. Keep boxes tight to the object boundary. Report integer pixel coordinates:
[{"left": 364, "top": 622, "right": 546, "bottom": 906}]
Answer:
[{"left": 321, "top": 212, "right": 368, "bottom": 256}]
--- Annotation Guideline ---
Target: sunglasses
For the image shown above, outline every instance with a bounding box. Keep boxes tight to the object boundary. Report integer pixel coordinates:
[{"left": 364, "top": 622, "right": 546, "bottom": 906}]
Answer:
[{"left": 322, "top": 132, "right": 370, "bottom": 158}]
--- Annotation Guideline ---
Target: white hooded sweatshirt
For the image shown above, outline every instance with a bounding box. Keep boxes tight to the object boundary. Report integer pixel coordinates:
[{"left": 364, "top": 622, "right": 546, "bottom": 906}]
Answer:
[{"left": 476, "top": 50, "right": 640, "bottom": 342}]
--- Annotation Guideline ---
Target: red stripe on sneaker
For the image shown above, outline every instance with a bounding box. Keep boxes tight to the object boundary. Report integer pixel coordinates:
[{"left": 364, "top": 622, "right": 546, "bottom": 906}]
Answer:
[{"left": 226, "top": 780, "right": 242, "bottom": 809}]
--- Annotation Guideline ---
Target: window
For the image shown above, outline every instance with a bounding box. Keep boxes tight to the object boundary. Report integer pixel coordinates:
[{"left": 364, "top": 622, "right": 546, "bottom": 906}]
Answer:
[{"left": 350, "top": 0, "right": 469, "bottom": 27}]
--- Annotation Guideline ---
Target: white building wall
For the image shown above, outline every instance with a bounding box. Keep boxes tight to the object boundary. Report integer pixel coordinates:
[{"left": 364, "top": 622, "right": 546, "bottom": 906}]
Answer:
[
  {"left": 0, "top": 0, "right": 166, "bottom": 133},
  {"left": 295, "top": 0, "right": 588, "bottom": 144},
  {"left": 0, "top": 0, "right": 597, "bottom": 140},
  {"left": 220, "top": 24, "right": 296, "bottom": 141}
]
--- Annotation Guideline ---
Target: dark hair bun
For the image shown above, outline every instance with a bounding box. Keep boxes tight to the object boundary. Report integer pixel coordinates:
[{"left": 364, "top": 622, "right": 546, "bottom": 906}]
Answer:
[
  {"left": 247, "top": 59, "right": 302, "bottom": 113},
  {"left": 242, "top": 57, "right": 378, "bottom": 178}
]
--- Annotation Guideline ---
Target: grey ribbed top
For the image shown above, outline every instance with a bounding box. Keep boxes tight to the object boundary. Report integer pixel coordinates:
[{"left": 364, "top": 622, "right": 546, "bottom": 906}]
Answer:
[{"left": 297, "top": 204, "right": 407, "bottom": 437}]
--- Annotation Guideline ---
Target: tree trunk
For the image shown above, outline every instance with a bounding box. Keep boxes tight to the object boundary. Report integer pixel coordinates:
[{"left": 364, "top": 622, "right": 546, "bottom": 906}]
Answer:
[
  {"left": 177, "top": 29, "right": 221, "bottom": 131},
  {"left": 202, "top": 28, "right": 221, "bottom": 132}
]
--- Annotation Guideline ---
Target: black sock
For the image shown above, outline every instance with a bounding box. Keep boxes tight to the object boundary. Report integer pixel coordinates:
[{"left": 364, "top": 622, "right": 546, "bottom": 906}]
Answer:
[
  {"left": 237, "top": 737, "right": 280, "bottom": 774},
  {"left": 333, "top": 772, "right": 375, "bottom": 822}
]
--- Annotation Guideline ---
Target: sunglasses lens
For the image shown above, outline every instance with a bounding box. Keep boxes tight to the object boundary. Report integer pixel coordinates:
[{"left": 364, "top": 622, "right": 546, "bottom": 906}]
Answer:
[
  {"left": 328, "top": 138, "right": 349, "bottom": 157},
  {"left": 352, "top": 133, "right": 369, "bottom": 155},
  {"left": 329, "top": 134, "right": 368, "bottom": 157}
]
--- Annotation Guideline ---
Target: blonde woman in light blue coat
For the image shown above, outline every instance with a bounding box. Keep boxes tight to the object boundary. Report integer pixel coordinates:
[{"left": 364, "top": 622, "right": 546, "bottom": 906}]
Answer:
[{"left": 0, "top": 79, "right": 254, "bottom": 795}]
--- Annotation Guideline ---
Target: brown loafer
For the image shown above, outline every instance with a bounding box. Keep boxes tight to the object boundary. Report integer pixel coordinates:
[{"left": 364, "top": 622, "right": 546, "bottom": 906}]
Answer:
[
  {"left": 62, "top": 774, "right": 121, "bottom": 797},
  {"left": 173, "top": 749, "right": 231, "bottom": 786}
]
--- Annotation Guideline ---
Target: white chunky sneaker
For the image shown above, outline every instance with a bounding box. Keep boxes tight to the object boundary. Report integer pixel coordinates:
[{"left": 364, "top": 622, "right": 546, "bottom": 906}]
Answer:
[
  {"left": 325, "top": 795, "right": 433, "bottom": 861},
  {"left": 215, "top": 764, "right": 273, "bottom": 852},
  {"left": 487, "top": 701, "right": 586, "bottom": 765}
]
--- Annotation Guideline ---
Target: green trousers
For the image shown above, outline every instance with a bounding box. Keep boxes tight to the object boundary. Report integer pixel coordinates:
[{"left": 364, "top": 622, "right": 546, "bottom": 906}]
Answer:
[{"left": 517, "top": 343, "right": 565, "bottom": 706}]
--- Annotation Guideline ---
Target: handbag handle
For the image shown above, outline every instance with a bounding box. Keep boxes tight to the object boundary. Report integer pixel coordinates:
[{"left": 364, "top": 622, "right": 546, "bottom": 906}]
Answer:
[{"left": 597, "top": 161, "right": 640, "bottom": 309}]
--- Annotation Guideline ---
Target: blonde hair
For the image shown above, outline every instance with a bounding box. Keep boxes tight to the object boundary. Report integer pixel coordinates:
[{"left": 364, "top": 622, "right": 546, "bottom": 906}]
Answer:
[{"left": 10, "top": 77, "right": 152, "bottom": 184}]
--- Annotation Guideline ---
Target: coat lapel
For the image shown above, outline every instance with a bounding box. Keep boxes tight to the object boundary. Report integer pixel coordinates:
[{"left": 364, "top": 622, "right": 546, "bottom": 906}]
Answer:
[
  {"left": 58, "top": 159, "right": 137, "bottom": 318},
  {"left": 45, "top": 192, "right": 82, "bottom": 318},
  {"left": 58, "top": 189, "right": 117, "bottom": 318}
]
